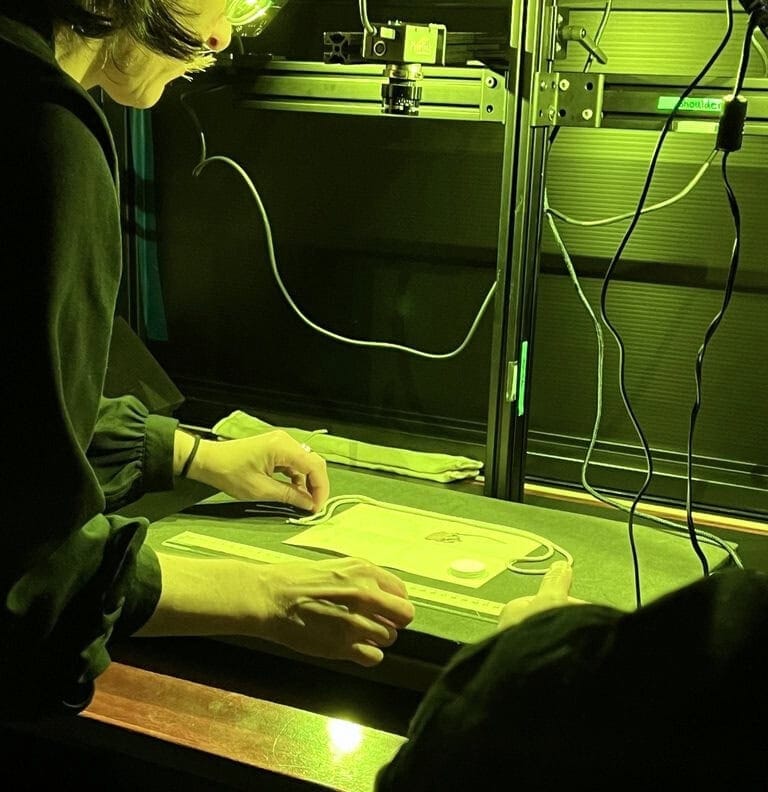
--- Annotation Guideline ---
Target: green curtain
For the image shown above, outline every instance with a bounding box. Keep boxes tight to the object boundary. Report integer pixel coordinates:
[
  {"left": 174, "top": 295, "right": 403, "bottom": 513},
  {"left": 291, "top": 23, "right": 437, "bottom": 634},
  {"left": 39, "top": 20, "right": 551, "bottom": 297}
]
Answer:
[{"left": 129, "top": 108, "right": 168, "bottom": 341}]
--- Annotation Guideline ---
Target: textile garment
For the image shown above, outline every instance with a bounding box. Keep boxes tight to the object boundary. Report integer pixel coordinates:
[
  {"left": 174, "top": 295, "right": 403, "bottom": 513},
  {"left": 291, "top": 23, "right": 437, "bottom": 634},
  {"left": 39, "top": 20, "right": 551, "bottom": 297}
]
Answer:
[
  {"left": 0, "top": 15, "right": 174, "bottom": 719},
  {"left": 376, "top": 568, "right": 768, "bottom": 790},
  {"left": 213, "top": 411, "right": 484, "bottom": 483}
]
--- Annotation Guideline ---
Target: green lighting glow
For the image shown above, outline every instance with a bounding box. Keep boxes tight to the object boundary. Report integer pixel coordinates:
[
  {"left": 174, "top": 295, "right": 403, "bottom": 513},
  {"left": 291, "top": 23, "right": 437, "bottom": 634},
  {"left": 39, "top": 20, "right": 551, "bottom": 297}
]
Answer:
[
  {"left": 517, "top": 340, "right": 528, "bottom": 418},
  {"left": 657, "top": 96, "right": 724, "bottom": 113},
  {"left": 225, "top": 0, "right": 274, "bottom": 26}
]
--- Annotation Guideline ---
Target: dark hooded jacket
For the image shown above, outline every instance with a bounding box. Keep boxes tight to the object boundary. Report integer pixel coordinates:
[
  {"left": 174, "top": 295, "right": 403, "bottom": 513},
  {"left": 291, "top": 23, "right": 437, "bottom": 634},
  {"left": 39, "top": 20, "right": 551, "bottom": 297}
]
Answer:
[
  {"left": 377, "top": 567, "right": 768, "bottom": 790},
  {"left": 0, "top": 12, "right": 175, "bottom": 719}
]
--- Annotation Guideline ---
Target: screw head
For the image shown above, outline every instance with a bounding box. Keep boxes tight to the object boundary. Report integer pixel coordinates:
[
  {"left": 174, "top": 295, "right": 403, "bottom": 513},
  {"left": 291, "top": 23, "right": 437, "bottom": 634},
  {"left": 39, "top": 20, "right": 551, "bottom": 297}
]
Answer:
[{"left": 582, "top": 108, "right": 594, "bottom": 121}]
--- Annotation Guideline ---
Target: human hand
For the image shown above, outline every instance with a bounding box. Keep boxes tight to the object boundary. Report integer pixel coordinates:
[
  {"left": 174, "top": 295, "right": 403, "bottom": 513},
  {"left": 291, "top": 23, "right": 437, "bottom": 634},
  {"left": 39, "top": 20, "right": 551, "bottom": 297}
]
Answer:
[
  {"left": 187, "top": 430, "right": 330, "bottom": 512},
  {"left": 255, "top": 556, "right": 415, "bottom": 666},
  {"left": 140, "top": 554, "right": 415, "bottom": 668},
  {"left": 496, "top": 561, "right": 586, "bottom": 631}
]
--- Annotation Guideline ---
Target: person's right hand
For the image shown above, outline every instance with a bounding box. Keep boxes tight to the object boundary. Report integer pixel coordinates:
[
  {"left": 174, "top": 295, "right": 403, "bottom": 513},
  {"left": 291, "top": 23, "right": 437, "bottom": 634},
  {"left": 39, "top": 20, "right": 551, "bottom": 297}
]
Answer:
[
  {"left": 256, "top": 556, "right": 415, "bottom": 666},
  {"left": 496, "top": 561, "right": 586, "bottom": 631},
  {"left": 179, "top": 429, "right": 330, "bottom": 513},
  {"left": 139, "top": 553, "right": 415, "bottom": 668}
]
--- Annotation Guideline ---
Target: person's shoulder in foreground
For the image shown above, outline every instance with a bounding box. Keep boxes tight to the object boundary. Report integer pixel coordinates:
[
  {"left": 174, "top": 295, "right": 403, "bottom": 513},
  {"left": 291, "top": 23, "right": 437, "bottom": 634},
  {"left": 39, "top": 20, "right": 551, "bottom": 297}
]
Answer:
[{"left": 376, "top": 568, "right": 768, "bottom": 791}]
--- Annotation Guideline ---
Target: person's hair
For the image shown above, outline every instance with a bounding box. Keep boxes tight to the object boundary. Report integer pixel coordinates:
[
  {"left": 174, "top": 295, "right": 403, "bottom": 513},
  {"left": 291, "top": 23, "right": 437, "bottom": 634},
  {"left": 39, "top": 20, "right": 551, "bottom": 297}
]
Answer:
[{"left": 1, "top": 1, "right": 204, "bottom": 60}]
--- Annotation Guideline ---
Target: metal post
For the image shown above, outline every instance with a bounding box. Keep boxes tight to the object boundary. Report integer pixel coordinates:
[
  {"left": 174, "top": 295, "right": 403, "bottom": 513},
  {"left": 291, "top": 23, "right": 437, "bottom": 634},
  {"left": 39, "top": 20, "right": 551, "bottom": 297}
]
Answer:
[{"left": 485, "top": 0, "right": 553, "bottom": 501}]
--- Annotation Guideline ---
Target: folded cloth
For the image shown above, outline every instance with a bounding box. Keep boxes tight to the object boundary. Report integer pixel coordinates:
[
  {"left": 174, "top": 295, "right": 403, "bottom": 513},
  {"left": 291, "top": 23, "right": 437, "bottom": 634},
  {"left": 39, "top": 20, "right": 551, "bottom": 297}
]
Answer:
[{"left": 212, "top": 410, "right": 484, "bottom": 483}]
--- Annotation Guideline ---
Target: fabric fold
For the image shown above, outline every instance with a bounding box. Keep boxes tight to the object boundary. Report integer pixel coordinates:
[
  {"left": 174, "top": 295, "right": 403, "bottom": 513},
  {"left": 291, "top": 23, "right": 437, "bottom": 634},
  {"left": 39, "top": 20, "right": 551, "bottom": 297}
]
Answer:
[{"left": 212, "top": 410, "right": 484, "bottom": 483}]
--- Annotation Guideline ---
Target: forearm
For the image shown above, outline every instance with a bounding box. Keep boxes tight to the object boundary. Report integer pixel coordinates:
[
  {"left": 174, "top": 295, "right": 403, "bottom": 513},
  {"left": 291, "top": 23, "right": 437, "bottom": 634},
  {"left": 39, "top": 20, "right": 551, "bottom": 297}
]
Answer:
[
  {"left": 131, "top": 553, "right": 415, "bottom": 667},
  {"left": 173, "top": 429, "right": 196, "bottom": 477},
  {"left": 132, "top": 552, "right": 270, "bottom": 637},
  {"left": 173, "top": 429, "right": 216, "bottom": 482}
]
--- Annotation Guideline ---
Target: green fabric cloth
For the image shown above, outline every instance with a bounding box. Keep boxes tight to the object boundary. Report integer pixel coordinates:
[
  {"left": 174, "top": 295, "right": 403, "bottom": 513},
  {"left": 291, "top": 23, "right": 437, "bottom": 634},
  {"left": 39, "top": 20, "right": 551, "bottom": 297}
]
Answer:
[
  {"left": 129, "top": 108, "right": 168, "bottom": 341},
  {"left": 213, "top": 411, "right": 484, "bottom": 483}
]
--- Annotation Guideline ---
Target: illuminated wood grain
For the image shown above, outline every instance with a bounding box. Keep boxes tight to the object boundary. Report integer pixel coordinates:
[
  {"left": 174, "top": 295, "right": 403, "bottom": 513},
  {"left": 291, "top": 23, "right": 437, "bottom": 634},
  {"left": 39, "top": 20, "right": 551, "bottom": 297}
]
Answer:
[{"left": 83, "top": 662, "right": 406, "bottom": 792}]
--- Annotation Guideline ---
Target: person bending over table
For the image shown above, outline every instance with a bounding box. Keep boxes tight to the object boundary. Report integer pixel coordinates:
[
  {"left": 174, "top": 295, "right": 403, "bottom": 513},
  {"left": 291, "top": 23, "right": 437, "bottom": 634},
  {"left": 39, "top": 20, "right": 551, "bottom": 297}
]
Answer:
[{"left": 0, "top": 0, "right": 413, "bottom": 720}]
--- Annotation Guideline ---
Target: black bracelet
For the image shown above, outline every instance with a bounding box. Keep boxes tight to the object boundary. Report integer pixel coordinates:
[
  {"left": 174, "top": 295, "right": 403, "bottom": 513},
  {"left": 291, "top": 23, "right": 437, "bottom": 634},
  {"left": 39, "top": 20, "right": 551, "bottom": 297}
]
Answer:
[{"left": 180, "top": 434, "right": 201, "bottom": 479}]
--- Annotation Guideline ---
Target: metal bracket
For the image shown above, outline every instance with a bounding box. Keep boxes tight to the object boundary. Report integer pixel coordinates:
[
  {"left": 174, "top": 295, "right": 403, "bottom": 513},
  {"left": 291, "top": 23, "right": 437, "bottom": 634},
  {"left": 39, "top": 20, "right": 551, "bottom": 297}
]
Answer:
[
  {"left": 532, "top": 71, "right": 604, "bottom": 128},
  {"left": 362, "top": 22, "right": 448, "bottom": 66},
  {"left": 553, "top": 7, "right": 570, "bottom": 60},
  {"left": 505, "top": 361, "right": 518, "bottom": 403},
  {"left": 554, "top": 8, "right": 608, "bottom": 65},
  {"left": 540, "top": 0, "right": 560, "bottom": 63}
]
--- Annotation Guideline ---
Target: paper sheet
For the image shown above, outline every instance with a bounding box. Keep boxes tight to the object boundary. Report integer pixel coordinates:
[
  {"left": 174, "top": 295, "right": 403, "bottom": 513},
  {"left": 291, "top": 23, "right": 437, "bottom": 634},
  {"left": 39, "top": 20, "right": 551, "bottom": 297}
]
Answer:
[{"left": 284, "top": 503, "right": 542, "bottom": 588}]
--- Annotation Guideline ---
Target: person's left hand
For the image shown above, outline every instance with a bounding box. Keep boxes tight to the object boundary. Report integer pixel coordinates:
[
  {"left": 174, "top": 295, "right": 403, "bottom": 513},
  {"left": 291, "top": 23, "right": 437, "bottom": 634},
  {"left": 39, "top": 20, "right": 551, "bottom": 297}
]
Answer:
[{"left": 187, "top": 430, "right": 330, "bottom": 512}]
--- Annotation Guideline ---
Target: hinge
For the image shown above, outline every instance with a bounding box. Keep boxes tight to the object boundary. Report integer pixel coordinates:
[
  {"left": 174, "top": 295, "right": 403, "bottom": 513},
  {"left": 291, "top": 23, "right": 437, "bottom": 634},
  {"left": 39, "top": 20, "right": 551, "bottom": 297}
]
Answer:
[{"left": 505, "top": 361, "right": 518, "bottom": 403}]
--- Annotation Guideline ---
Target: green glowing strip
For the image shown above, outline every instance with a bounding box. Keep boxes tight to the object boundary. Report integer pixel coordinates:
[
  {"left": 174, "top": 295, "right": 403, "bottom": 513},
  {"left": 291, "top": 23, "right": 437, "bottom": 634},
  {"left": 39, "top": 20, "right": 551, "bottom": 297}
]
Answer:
[
  {"left": 517, "top": 340, "right": 528, "bottom": 417},
  {"left": 657, "top": 96, "right": 724, "bottom": 113}
]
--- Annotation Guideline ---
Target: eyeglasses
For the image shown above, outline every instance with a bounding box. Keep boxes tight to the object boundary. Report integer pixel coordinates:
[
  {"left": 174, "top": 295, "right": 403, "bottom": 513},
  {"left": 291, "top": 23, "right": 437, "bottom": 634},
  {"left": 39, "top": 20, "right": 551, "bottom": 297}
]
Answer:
[{"left": 225, "top": 0, "right": 278, "bottom": 28}]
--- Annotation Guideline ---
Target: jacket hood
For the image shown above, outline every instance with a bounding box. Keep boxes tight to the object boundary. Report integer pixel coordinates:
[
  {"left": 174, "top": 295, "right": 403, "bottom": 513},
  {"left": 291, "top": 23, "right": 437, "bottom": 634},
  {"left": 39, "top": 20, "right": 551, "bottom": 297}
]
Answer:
[{"left": 0, "top": 13, "right": 119, "bottom": 184}]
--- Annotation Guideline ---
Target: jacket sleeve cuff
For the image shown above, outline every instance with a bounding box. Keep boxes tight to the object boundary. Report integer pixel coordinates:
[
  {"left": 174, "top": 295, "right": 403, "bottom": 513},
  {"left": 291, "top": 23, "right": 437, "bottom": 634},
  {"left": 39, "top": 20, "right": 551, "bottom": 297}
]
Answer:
[
  {"left": 143, "top": 414, "right": 178, "bottom": 492},
  {"left": 114, "top": 542, "right": 162, "bottom": 637}
]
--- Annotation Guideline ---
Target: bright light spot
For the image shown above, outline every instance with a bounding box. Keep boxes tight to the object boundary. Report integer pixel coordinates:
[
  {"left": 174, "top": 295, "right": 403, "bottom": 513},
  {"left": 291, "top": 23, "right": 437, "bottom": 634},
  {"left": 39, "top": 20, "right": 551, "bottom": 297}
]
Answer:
[
  {"left": 327, "top": 718, "right": 364, "bottom": 755},
  {"left": 226, "top": 0, "right": 273, "bottom": 25}
]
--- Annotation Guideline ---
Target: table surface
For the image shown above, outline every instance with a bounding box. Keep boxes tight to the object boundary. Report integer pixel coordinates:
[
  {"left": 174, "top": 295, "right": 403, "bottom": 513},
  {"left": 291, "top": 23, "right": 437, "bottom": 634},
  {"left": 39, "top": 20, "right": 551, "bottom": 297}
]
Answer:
[
  {"left": 56, "top": 468, "right": 734, "bottom": 791},
  {"left": 146, "top": 465, "right": 732, "bottom": 651}
]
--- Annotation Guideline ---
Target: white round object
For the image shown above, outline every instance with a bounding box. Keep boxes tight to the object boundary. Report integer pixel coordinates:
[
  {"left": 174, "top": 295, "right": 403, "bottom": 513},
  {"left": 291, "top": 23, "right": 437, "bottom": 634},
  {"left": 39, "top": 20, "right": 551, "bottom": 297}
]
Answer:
[{"left": 449, "top": 558, "right": 487, "bottom": 578}]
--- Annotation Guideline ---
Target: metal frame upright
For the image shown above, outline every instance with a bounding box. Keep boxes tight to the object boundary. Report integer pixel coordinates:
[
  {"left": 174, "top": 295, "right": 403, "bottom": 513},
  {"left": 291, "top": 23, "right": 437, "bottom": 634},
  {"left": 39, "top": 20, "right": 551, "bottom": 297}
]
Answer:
[{"left": 484, "top": 0, "right": 557, "bottom": 501}]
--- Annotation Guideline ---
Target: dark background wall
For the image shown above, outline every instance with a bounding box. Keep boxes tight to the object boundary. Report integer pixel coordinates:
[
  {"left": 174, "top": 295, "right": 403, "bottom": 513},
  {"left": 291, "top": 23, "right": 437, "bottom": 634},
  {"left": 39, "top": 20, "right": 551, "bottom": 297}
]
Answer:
[
  {"left": 148, "top": 87, "right": 500, "bottom": 452},
  {"left": 530, "top": 1, "right": 767, "bottom": 516}
]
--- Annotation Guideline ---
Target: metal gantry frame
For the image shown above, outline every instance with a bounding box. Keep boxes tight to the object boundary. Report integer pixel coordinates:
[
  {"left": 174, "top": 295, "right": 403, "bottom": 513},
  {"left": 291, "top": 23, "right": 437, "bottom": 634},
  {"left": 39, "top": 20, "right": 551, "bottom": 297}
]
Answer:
[
  {"left": 226, "top": 1, "right": 559, "bottom": 502},
  {"left": 114, "top": 1, "right": 768, "bottom": 504}
]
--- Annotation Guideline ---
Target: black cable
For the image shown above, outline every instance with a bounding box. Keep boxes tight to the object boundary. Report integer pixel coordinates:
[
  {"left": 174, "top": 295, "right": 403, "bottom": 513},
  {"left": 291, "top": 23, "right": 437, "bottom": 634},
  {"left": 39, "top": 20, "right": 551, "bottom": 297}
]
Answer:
[
  {"left": 179, "top": 84, "right": 231, "bottom": 165},
  {"left": 735, "top": 12, "right": 760, "bottom": 95},
  {"left": 599, "top": 0, "right": 735, "bottom": 607},
  {"left": 584, "top": 0, "right": 613, "bottom": 73},
  {"left": 542, "top": 2, "right": 743, "bottom": 584},
  {"left": 684, "top": 11, "right": 756, "bottom": 574},
  {"left": 684, "top": 152, "right": 742, "bottom": 574}
]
